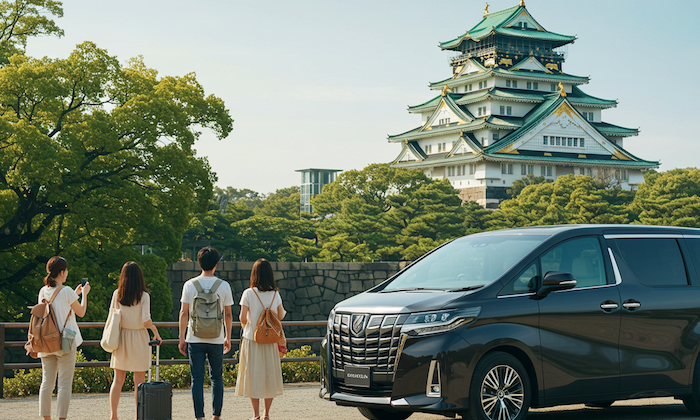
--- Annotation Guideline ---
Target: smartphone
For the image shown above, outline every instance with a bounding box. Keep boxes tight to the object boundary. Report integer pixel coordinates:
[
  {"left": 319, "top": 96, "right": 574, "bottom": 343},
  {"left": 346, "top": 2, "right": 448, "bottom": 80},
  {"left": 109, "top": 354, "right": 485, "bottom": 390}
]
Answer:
[{"left": 81, "top": 278, "right": 88, "bottom": 287}]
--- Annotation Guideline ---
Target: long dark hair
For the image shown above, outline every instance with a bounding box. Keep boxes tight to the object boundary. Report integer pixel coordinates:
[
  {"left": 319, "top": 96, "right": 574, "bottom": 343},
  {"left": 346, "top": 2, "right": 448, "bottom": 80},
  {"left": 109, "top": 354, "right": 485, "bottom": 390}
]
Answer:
[
  {"left": 44, "top": 256, "right": 68, "bottom": 287},
  {"left": 250, "top": 259, "right": 277, "bottom": 291},
  {"left": 117, "top": 262, "right": 147, "bottom": 306}
]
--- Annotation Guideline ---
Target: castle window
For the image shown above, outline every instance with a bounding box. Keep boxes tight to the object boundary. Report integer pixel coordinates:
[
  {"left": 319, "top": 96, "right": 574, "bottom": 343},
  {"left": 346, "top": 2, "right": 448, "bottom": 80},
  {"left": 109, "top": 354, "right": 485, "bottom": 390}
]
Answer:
[
  {"left": 425, "top": 144, "right": 432, "bottom": 153},
  {"left": 527, "top": 82, "right": 532, "bottom": 90},
  {"left": 587, "top": 168, "right": 592, "bottom": 176},
  {"left": 478, "top": 107, "right": 482, "bottom": 116},
  {"left": 543, "top": 136, "right": 548, "bottom": 145},
  {"left": 492, "top": 133, "right": 500, "bottom": 141},
  {"left": 555, "top": 137, "right": 561, "bottom": 146},
  {"left": 484, "top": 80, "right": 488, "bottom": 88},
  {"left": 533, "top": 82, "right": 538, "bottom": 90},
  {"left": 551, "top": 84, "right": 556, "bottom": 92},
  {"left": 501, "top": 163, "right": 513, "bottom": 174},
  {"left": 506, "top": 80, "right": 511, "bottom": 88},
  {"left": 621, "top": 169, "right": 628, "bottom": 181},
  {"left": 573, "top": 138, "right": 578, "bottom": 147},
  {"left": 540, "top": 166, "right": 553, "bottom": 176},
  {"left": 469, "top": 164, "right": 475, "bottom": 175},
  {"left": 580, "top": 168, "right": 585, "bottom": 175},
  {"left": 512, "top": 80, "right": 517, "bottom": 88},
  {"left": 507, "top": 106, "right": 512, "bottom": 115},
  {"left": 523, "top": 22, "right": 528, "bottom": 29},
  {"left": 580, "top": 138, "right": 585, "bottom": 147},
  {"left": 479, "top": 81, "right": 482, "bottom": 89},
  {"left": 438, "top": 118, "right": 450, "bottom": 125},
  {"left": 500, "top": 105, "right": 505, "bottom": 114},
  {"left": 567, "top": 138, "right": 572, "bottom": 147}
]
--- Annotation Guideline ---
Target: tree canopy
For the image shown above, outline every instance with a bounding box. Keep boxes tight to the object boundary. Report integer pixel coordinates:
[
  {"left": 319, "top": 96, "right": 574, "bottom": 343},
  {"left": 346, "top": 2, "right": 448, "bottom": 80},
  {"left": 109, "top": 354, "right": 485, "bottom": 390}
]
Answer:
[{"left": 0, "top": 3, "right": 233, "bottom": 322}]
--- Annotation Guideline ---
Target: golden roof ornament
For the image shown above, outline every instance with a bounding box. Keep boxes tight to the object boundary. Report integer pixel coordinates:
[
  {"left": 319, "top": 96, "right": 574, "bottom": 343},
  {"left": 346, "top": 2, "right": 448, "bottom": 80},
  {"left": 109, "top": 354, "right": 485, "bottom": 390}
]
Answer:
[
  {"left": 484, "top": 3, "right": 489, "bottom": 16},
  {"left": 520, "top": 0, "right": 525, "bottom": 6},
  {"left": 441, "top": 85, "right": 450, "bottom": 96},
  {"left": 558, "top": 82, "right": 567, "bottom": 97}
]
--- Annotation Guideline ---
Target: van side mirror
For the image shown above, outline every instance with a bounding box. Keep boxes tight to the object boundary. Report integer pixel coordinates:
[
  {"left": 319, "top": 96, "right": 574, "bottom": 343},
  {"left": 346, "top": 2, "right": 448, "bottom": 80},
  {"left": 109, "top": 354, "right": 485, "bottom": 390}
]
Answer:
[{"left": 535, "top": 271, "right": 577, "bottom": 299}]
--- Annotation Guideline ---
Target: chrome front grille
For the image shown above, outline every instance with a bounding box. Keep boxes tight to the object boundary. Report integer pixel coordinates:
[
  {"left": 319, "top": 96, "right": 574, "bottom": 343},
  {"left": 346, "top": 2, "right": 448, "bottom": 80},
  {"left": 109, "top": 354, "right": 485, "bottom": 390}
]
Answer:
[{"left": 330, "top": 313, "right": 409, "bottom": 373}]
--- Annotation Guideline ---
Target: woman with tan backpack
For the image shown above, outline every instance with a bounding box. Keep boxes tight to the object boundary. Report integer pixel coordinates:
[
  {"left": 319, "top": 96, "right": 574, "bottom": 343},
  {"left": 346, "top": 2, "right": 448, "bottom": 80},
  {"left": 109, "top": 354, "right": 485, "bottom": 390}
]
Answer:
[
  {"left": 33, "top": 256, "right": 90, "bottom": 420},
  {"left": 236, "top": 258, "right": 286, "bottom": 420}
]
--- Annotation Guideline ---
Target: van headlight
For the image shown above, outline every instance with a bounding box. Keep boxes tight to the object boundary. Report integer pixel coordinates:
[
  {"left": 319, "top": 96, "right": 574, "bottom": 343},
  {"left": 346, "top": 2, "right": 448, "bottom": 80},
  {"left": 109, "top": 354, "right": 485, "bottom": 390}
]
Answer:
[
  {"left": 327, "top": 309, "right": 336, "bottom": 335},
  {"left": 401, "top": 307, "right": 481, "bottom": 336}
]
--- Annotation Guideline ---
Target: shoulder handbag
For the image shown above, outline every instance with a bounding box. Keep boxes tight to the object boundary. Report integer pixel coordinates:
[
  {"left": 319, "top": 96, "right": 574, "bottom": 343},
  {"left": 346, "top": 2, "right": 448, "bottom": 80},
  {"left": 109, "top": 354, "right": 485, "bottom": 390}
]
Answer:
[
  {"left": 100, "top": 293, "right": 121, "bottom": 353},
  {"left": 61, "top": 308, "right": 76, "bottom": 354}
]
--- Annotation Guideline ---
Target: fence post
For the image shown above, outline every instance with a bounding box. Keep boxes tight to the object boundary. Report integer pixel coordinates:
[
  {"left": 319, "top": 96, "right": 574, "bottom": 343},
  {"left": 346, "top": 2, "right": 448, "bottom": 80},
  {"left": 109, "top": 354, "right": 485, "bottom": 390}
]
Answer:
[{"left": 0, "top": 324, "right": 5, "bottom": 399}]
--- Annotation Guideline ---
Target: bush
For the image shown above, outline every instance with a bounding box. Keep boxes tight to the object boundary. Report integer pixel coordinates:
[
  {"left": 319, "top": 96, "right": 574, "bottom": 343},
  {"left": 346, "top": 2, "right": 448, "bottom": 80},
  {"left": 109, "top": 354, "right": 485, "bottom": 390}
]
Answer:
[{"left": 3, "top": 346, "right": 320, "bottom": 398}]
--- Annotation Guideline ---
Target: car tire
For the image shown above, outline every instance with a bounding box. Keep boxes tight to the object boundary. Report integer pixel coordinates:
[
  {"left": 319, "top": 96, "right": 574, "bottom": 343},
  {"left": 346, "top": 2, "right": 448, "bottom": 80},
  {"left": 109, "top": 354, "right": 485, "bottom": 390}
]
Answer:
[
  {"left": 465, "top": 351, "right": 531, "bottom": 420},
  {"left": 585, "top": 401, "right": 615, "bottom": 408},
  {"left": 684, "top": 359, "right": 700, "bottom": 416},
  {"left": 357, "top": 406, "right": 412, "bottom": 420}
]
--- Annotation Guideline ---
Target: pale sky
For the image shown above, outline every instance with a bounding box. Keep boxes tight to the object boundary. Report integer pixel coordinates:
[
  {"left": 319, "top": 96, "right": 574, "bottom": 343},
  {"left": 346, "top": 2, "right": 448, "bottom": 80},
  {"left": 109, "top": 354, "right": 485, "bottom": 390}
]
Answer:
[{"left": 27, "top": 0, "right": 700, "bottom": 195}]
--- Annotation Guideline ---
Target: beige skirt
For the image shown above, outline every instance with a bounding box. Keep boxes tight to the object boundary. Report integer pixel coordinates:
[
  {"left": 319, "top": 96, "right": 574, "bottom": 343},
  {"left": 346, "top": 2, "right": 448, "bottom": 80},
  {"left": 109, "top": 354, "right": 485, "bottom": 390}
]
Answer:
[
  {"left": 235, "top": 338, "right": 283, "bottom": 399},
  {"left": 110, "top": 328, "right": 150, "bottom": 372}
]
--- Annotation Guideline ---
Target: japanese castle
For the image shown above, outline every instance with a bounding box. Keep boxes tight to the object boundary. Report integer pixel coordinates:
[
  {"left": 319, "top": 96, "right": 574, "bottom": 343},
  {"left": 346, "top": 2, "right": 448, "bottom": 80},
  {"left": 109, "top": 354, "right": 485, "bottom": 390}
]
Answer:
[{"left": 389, "top": 1, "right": 657, "bottom": 208}]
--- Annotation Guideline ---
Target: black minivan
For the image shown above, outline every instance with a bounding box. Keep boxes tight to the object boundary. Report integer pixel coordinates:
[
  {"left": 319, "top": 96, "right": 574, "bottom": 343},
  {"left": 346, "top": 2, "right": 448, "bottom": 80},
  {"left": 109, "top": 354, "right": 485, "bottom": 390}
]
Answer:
[{"left": 319, "top": 225, "right": 700, "bottom": 420}]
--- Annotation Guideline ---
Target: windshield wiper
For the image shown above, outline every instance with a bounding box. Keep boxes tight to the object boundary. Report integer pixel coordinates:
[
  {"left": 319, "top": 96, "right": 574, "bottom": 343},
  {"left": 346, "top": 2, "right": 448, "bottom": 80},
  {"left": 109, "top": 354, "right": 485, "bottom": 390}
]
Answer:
[
  {"left": 380, "top": 287, "right": 442, "bottom": 293},
  {"left": 447, "top": 285, "right": 485, "bottom": 292}
]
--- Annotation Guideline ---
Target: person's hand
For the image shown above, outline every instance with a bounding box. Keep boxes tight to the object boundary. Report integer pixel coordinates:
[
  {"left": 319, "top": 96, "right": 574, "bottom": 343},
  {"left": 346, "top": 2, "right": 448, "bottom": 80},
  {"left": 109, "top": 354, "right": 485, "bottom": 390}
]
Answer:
[
  {"left": 75, "top": 285, "right": 82, "bottom": 295},
  {"left": 178, "top": 338, "right": 187, "bottom": 356},
  {"left": 81, "top": 282, "right": 91, "bottom": 296},
  {"left": 223, "top": 338, "right": 231, "bottom": 354},
  {"left": 153, "top": 331, "right": 163, "bottom": 344}
]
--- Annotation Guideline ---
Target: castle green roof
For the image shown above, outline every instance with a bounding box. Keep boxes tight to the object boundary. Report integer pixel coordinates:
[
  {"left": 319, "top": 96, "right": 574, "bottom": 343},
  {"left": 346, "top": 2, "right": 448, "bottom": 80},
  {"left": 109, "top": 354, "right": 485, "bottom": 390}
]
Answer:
[
  {"left": 439, "top": 5, "right": 576, "bottom": 50},
  {"left": 429, "top": 68, "right": 589, "bottom": 89}
]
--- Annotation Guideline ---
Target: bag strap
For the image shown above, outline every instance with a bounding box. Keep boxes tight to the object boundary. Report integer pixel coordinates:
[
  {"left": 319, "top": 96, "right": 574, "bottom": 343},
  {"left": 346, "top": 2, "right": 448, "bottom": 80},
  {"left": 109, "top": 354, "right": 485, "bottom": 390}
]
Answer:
[
  {"left": 192, "top": 279, "right": 204, "bottom": 293},
  {"left": 47, "top": 285, "right": 65, "bottom": 305},
  {"left": 209, "top": 279, "right": 223, "bottom": 294},
  {"left": 63, "top": 309, "right": 73, "bottom": 329},
  {"left": 252, "top": 289, "right": 277, "bottom": 311}
]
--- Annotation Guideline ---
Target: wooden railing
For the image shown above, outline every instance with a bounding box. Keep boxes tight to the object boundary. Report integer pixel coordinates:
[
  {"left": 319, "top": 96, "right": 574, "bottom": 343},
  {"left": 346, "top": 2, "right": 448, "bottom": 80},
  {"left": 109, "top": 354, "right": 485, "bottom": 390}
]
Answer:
[{"left": 0, "top": 320, "right": 327, "bottom": 398}]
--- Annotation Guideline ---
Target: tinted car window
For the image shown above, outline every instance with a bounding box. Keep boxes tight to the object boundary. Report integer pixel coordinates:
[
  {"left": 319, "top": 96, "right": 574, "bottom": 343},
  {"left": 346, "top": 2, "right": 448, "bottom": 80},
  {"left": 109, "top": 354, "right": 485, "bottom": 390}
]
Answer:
[
  {"left": 500, "top": 262, "right": 538, "bottom": 295},
  {"left": 540, "top": 237, "right": 606, "bottom": 288},
  {"left": 382, "top": 234, "right": 547, "bottom": 291},
  {"left": 686, "top": 238, "right": 700, "bottom": 278},
  {"left": 616, "top": 238, "right": 688, "bottom": 286}
]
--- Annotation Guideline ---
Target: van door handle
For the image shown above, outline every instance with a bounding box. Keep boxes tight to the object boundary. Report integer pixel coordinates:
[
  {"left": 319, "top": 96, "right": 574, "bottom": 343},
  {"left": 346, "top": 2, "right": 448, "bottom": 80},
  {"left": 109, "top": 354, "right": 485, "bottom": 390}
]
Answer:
[
  {"left": 623, "top": 300, "right": 641, "bottom": 311},
  {"left": 600, "top": 301, "right": 619, "bottom": 312}
]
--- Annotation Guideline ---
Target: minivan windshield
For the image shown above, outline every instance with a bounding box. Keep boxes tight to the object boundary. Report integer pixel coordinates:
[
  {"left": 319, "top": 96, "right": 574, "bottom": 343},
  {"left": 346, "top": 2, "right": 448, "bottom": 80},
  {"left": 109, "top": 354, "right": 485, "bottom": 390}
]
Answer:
[{"left": 381, "top": 234, "right": 548, "bottom": 292}]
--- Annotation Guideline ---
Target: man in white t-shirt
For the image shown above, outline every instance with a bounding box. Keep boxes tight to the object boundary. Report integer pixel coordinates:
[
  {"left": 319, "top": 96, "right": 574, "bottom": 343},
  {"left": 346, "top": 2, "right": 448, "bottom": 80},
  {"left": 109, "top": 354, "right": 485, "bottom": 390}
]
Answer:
[{"left": 178, "top": 247, "right": 233, "bottom": 420}]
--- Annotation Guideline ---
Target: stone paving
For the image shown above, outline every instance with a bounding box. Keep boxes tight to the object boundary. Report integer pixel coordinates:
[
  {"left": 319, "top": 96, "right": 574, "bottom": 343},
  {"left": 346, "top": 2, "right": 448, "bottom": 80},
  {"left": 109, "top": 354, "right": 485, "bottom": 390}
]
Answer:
[{"left": 0, "top": 383, "right": 693, "bottom": 420}]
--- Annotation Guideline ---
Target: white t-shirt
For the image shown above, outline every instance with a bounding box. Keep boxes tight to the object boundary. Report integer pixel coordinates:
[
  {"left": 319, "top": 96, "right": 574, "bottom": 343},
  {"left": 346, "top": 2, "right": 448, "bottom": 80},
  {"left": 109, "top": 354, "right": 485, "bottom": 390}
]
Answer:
[
  {"left": 37, "top": 285, "right": 83, "bottom": 357},
  {"left": 240, "top": 287, "right": 286, "bottom": 341},
  {"left": 180, "top": 276, "right": 233, "bottom": 344}
]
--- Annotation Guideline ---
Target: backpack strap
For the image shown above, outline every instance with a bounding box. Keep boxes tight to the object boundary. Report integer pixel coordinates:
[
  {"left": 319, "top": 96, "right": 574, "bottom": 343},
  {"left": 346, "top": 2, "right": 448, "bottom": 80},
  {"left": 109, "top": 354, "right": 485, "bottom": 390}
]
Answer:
[
  {"left": 209, "top": 279, "right": 223, "bottom": 294},
  {"left": 192, "top": 279, "right": 204, "bottom": 293},
  {"left": 252, "top": 289, "right": 277, "bottom": 310},
  {"left": 47, "top": 285, "right": 65, "bottom": 305}
]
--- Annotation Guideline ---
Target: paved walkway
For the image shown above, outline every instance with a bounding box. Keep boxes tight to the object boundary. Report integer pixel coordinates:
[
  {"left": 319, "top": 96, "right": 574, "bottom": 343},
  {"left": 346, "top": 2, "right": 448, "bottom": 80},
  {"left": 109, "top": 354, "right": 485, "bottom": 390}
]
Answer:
[{"left": 0, "top": 383, "right": 694, "bottom": 420}]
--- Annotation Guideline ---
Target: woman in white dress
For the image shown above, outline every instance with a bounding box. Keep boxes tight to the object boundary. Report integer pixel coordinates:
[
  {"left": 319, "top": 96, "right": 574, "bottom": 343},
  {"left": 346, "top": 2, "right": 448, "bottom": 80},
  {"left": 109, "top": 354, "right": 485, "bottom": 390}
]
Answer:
[
  {"left": 35, "top": 256, "right": 90, "bottom": 420},
  {"left": 108, "top": 261, "right": 162, "bottom": 420},
  {"left": 236, "top": 258, "right": 286, "bottom": 420}
]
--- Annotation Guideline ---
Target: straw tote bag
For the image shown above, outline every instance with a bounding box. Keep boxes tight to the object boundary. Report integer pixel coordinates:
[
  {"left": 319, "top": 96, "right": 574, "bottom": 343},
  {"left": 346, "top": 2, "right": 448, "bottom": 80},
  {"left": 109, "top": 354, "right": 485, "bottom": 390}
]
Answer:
[{"left": 100, "top": 295, "right": 121, "bottom": 352}]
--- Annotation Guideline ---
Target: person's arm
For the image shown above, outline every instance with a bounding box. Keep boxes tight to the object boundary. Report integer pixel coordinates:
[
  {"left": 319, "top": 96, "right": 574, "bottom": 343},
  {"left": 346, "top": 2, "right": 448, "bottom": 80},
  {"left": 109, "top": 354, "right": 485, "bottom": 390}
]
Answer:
[
  {"left": 178, "top": 302, "right": 189, "bottom": 356},
  {"left": 277, "top": 304, "right": 286, "bottom": 320},
  {"left": 144, "top": 320, "right": 162, "bottom": 342},
  {"left": 239, "top": 304, "right": 249, "bottom": 326},
  {"left": 71, "top": 283, "right": 90, "bottom": 317},
  {"left": 223, "top": 306, "right": 232, "bottom": 354}
]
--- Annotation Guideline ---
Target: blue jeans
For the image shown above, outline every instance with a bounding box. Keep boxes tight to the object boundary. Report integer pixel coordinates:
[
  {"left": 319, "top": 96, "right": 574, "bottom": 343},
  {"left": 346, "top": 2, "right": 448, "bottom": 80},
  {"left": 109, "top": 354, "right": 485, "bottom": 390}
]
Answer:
[{"left": 188, "top": 343, "right": 224, "bottom": 418}]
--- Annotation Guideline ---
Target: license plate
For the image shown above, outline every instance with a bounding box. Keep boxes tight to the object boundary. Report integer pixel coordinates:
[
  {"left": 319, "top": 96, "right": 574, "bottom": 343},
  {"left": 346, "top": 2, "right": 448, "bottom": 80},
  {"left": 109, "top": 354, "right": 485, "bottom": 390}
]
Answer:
[{"left": 344, "top": 366, "right": 371, "bottom": 388}]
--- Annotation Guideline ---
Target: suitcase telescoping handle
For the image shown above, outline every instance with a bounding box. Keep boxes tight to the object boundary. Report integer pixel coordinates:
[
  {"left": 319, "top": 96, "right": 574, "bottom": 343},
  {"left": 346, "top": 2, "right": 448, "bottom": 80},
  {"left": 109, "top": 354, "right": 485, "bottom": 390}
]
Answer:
[{"left": 148, "top": 339, "right": 161, "bottom": 382}]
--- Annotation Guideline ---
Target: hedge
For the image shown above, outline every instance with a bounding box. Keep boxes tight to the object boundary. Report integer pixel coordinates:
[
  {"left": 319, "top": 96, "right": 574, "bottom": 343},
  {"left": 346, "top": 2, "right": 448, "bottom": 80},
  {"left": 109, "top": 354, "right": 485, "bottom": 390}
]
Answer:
[{"left": 3, "top": 346, "right": 320, "bottom": 398}]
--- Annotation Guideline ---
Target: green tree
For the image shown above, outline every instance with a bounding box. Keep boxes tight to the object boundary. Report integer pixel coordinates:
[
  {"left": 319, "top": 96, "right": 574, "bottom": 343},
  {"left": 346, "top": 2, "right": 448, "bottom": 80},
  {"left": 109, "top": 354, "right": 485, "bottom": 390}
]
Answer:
[
  {"left": 0, "top": 42, "right": 233, "bottom": 320},
  {"left": 254, "top": 186, "right": 300, "bottom": 220},
  {"left": 507, "top": 174, "right": 552, "bottom": 198},
  {"left": 488, "top": 174, "right": 633, "bottom": 230},
  {"left": 631, "top": 168, "right": 700, "bottom": 227},
  {"left": 0, "top": 0, "right": 63, "bottom": 62}
]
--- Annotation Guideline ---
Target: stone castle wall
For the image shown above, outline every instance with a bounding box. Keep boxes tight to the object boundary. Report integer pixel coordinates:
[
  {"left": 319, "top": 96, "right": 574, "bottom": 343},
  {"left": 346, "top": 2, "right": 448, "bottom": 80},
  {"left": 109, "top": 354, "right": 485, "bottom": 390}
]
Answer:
[{"left": 167, "top": 261, "right": 408, "bottom": 341}]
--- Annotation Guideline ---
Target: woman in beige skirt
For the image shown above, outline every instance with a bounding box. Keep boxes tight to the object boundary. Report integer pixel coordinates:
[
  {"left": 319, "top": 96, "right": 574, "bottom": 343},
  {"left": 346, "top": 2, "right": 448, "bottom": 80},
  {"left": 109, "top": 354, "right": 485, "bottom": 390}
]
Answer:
[
  {"left": 236, "top": 259, "right": 286, "bottom": 420},
  {"left": 108, "top": 262, "right": 162, "bottom": 420}
]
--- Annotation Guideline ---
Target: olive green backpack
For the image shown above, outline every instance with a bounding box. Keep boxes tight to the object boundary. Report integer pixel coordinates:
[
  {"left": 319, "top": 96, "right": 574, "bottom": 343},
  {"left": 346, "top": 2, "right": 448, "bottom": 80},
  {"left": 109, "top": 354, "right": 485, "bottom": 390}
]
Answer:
[{"left": 190, "top": 279, "right": 224, "bottom": 339}]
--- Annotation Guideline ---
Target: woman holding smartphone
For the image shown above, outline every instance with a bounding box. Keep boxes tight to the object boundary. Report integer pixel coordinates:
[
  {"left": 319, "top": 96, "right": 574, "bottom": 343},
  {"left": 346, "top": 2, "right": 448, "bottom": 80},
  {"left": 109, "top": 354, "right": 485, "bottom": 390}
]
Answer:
[
  {"left": 36, "top": 256, "right": 90, "bottom": 420},
  {"left": 108, "top": 261, "right": 161, "bottom": 420}
]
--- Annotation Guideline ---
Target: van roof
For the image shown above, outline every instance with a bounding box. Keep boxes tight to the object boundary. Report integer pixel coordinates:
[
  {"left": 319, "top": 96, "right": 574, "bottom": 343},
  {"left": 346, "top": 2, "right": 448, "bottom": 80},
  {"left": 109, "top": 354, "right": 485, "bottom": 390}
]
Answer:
[{"left": 473, "top": 224, "right": 700, "bottom": 237}]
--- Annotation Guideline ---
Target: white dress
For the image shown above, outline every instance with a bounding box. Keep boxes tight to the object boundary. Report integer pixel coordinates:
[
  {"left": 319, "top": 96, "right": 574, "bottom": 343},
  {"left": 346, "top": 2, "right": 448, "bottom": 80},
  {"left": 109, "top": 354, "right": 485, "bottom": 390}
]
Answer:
[{"left": 235, "top": 287, "right": 285, "bottom": 398}]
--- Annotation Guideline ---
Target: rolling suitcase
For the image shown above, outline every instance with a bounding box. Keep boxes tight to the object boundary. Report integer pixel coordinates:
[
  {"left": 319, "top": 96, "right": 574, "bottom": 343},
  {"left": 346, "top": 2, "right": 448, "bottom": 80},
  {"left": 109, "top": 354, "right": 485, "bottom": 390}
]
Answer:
[{"left": 137, "top": 340, "right": 172, "bottom": 420}]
